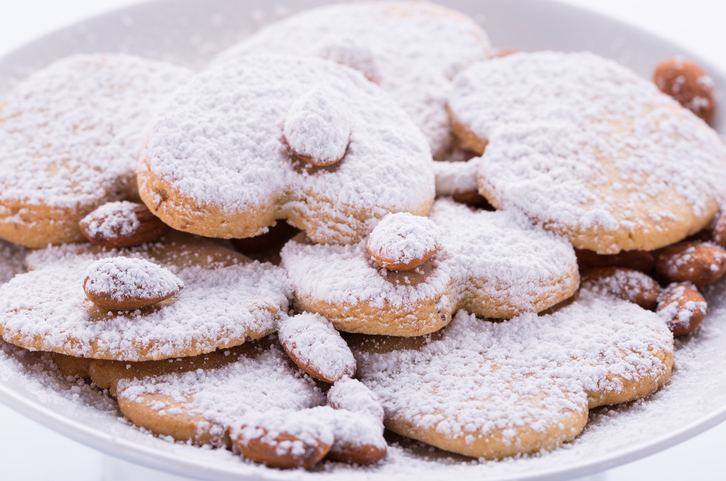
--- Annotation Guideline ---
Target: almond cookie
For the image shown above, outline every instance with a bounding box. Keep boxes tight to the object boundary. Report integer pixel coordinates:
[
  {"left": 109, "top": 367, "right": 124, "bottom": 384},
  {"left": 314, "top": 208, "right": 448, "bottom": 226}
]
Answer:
[
  {"left": 55, "top": 338, "right": 324, "bottom": 447},
  {"left": 216, "top": 2, "right": 491, "bottom": 159},
  {"left": 139, "top": 55, "right": 434, "bottom": 245},
  {"left": 0, "top": 233, "right": 289, "bottom": 361},
  {"left": 448, "top": 51, "right": 726, "bottom": 254},
  {"left": 0, "top": 54, "right": 192, "bottom": 248},
  {"left": 348, "top": 286, "right": 674, "bottom": 459},
  {"left": 56, "top": 337, "right": 386, "bottom": 467},
  {"left": 281, "top": 198, "right": 579, "bottom": 336}
]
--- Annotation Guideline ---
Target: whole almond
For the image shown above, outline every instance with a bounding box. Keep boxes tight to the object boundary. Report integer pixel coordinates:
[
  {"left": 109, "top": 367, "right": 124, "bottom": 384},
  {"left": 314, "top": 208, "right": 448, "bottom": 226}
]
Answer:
[
  {"left": 653, "top": 57, "right": 715, "bottom": 123},
  {"left": 657, "top": 282, "right": 707, "bottom": 336},
  {"left": 278, "top": 313, "right": 356, "bottom": 384},
  {"left": 575, "top": 249, "right": 655, "bottom": 274},
  {"left": 83, "top": 257, "right": 183, "bottom": 310},
  {"left": 654, "top": 241, "right": 726, "bottom": 287},
  {"left": 713, "top": 212, "right": 726, "bottom": 249},
  {"left": 230, "top": 413, "right": 332, "bottom": 469},
  {"left": 80, "top": 201, "right": 169, "bottom": 248},
  {"left": 581, "top": 267, "right": 660, "bottom": 310}
]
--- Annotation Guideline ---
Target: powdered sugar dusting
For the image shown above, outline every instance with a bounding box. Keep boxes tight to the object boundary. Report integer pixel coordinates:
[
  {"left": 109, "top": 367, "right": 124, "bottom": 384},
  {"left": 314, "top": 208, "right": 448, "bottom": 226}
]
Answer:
[
  {"left": 216, "top": 2, "right": 491, "bottom": 158},
  {"left": 142, "top": 54, "right": 433, "bottom": 240},
  {"left": 0, "top": 238, "right": 290, "bottom": 360},
  {"left": 367, "top": 213, "right": 439, "bottom": 267},
  {"left": 118, "top": 339, "right": 326, "bottom": 444},
  {"left": 433, "top": 155, "right": 480, "bottom": 197},
  {"left": 282, "top": 198, "right": 577, "bottom": 318},
  {"left": 277, "top": 313, "right": 356, "bottom": 383},
  {"left": 352, "top": 287, "right": 673, "bottom": 447},
  {"left": 284, "top": 86, "right": 352, "bottom": 165},
  {"left": 658, "top": 282, "right": 708, "bottom": 331},
  {"left": 81, "top": 201, "right": 142, "bottom": 240},
  {"left": 0, "top": 54, "right": 192, "bottom": 211},
  {"left": 449, "top": 52, "right": 726, "bottom": 250},
  {"left": 84, "top": 257, "right": 183, "bottom": 302},
  {"left": 328, "top": 377, "right": 384, "bottom": 424}
]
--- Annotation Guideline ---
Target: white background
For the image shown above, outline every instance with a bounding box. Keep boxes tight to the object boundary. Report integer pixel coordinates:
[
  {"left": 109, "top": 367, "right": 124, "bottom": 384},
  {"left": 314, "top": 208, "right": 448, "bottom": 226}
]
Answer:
[{"left": 0, "top": 1, "right": 725, "bottom": 480}]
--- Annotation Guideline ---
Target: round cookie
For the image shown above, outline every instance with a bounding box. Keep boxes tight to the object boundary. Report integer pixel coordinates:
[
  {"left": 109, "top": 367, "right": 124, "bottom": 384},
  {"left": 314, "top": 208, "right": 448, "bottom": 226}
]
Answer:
[
  {"left": 0, "top": 233, "right": 290, "bottom": 361},
  {"left": 281, "top": 198, "right": 579, "bottom": 336},
  {"left": 448, "top": 51, "right": 726, "bottom": 254},
  {"left": 139, "top": 54, "right": 434, "bottom": 245},
  {"left": 348, "top": 286, "right": 674, "bottom": 459},
  {"left": 0, "top": 54, "right": 192, "bottom": 248},
  {"left": 216, "top": 2, "right": 491, "bottom": 158}
]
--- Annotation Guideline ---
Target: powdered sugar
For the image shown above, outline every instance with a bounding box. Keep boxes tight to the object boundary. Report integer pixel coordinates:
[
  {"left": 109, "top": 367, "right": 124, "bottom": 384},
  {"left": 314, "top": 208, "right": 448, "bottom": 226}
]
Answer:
[
  {"left": 283, "top": 86, "right": 352, "bottom": 166},
  {"left": 658, "top": 282, "right": 708, "bottom": 331},
  {"left": 352, "top": 287, "right": 673, "bottom": 450},
  {"left": 328, "top": 377, "right": 384, "bottom": 424},
  {"left": 232, "top": 409, "right": 334, "bottom": 457},
  {"left": 277, "top": 313, "right": 356, "bottom": 383},
  {"left": 367, "top": 213, "right": 439, "bottom": 267},
  {"left": 449, "top": 51, "right": 726, "bottom": 252},
  {"left": 432, "top": 154, "right": 480, "bottom": 198},
  {"left": 80, "top": 201, "right": 142, "bottom": 241},
  {"left": 0, "top": 54, "right": 191, "bottom": 211},
  {"left": 84, "top": 257, "right": 183, "bottom": 302},
  {"left": 216, "top": 2, "right": 491, "bottom": 158},
  {"left": 0, "top": 237, "right": 290, "bottom": 360},
  {"left": 282, "top": 198, "right": 578, "bottom": 323},
  {"left": 141, "top": 54, "right": 433, "bottom": 243},
  {"left": 118, "top": 339, "right": 325, "bottom": 445}
]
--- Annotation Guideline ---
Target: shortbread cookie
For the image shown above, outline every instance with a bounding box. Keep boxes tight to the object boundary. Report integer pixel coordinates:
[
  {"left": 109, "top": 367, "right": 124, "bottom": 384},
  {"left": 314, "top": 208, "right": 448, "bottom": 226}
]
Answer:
[
  {"left": 216, "top": 2, "right": 491, "bottom": 158},
  {"left": 56, "top": 338, "right": 325, "bottom": 446},
  {"left": 139, "top": 55, "right": 434, "bottom": 244},
  {"left": 448, "top": 51, "right": 726, "bottom": 253},
  {"left": 281, "top": 198, "right": 579, "bottom": 336},
  {"left": 0, "top": 54, "right": 192, "bottom": 248},
  {"left": 348, "top": 286, "right": 674, "bottom": 458},
  {"left": 0, "top": 233, "right": 289, "bottom": 361}
]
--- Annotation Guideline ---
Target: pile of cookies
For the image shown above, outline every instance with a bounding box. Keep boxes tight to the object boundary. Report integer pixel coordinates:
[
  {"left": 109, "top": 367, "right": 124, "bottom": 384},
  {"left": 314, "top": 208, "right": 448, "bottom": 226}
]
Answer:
[{"left": 0, "top": 0, "right": 725, "bottom": 470}]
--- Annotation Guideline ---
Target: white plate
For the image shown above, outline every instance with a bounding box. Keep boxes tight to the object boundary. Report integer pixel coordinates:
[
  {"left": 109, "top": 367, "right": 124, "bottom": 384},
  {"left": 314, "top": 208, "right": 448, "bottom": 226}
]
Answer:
[{"left": 1, "top": 1, "right": 725, "bottom": 480}]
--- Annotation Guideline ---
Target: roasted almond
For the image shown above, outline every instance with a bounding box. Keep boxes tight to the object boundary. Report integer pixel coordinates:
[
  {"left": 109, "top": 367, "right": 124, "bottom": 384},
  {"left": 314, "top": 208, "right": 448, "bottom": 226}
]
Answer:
[
  {"left": 83, "top": 257, "right": 183, "bottom": 310},
  {"left": 278, "top": 313, "right": 356, "bottom": 384},
  {"left": 230, "top": 411, "right": 333, "bottom": 469},
  {"left": 284, "top": 86, "right": 351, "bottom": 166},
  {"left": 80, "top": 201, "right": 169, "bottom": 248},
  {"left": 581, "top": 267, "right": 660, "bottom": 310},
  {"left": 653, "top": 57, "right": 715, "bottom": 123},
  {"left": 654, "top": 241, "right": 726, "bottom": 287},
  {"left": 657, "top": 282, "right": 707, "bottom": 336},
  {"left": 367, "top": 213, "right": 439, "bottom": 271},
  {"left": 575, "top": 249, "right": 654, "bottom": 274}
]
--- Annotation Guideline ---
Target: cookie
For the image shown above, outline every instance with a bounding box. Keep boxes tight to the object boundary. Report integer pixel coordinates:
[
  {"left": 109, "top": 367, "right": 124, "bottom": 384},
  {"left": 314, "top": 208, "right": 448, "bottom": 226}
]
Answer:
[
  {"left": 138, "top": 55, "right": 434, "bottom": 245},
  {"left": 56, "top": 338, "right": 324, "bottom": 446},
  {"left": 0, "top": 233, "right": 289, "bottom": 361},
  {"left": 216, "top": 2, "right": 491, "bottom": 158},
  {"left": 55, "top": 337, "right": 386, "bottom": 467},
  {"left": 0, "top": 54, "right": 192, "bottom": 248},
  {"left": 448, "top": 51, "right": 726, "bottom": 254},
  {"left": 281, "top": 198, "right": 579, "bottom": 336},
  {"left": 348, "top": 286, "right": 674, "bottom": 458}
]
